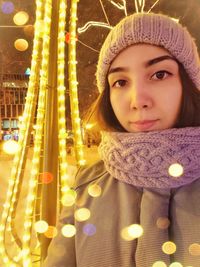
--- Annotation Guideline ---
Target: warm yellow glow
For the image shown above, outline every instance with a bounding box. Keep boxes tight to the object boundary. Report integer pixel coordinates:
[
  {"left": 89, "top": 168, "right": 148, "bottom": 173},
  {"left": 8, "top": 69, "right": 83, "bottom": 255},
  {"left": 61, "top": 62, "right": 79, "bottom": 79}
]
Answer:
[
  {"left": 68, "top": 0, "right": 85, "bottom": 165},
  {"left": 121, "top": 224, "right": 143, "bottom": 241},
  {"left": 162, "top": 241, "right": 176, "bottom": 255},
  {"left": 74, "top": 208, "right": 91, "bottom": 222},
  {"left": 0, "top": 20, "right": 44, "bottom": 267},
  {"left": 13, "top": 11, "right": 29, "bottom": 25},
  {"left": 20, "top": 0, "right": 52, "bottom": 265},
  {"left": 168, "top": 163, "right": 184, "bottom": 177},
  {"left": 3, "top": 140, "right": 19, "bottom": 155},
  {"left": 152, "top": 261, "right": 167, "bottom": 267},
  {"left": 88, "top": 184, "right": 102, "bottom": 197},
  {"left": 14, "top": 38, "right": 29, "bottom": 51},
  {"left": 61, "top": 189, "right": 77, "bottom": 206},
  {"left": 189, "top": 243, "right": 200, "bottom": 256},
  {"left": 85, "top": 123, "right": 94, "bottom": 130},
  {"left": 61, "top": 224, "right": 76, "bottom": 238},
  {"left": 44, "top": 226, "right": 58, "bottom": 238},
  {"left": 34, "top": 220, "right": 49, "bottom": 233}
]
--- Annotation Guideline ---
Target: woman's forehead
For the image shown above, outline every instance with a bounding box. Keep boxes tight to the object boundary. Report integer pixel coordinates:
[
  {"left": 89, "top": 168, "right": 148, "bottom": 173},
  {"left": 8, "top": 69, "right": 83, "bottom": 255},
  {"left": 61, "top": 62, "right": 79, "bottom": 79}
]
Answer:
[{"left": 108, "top": 44, "right": 177, "bottom": 74}]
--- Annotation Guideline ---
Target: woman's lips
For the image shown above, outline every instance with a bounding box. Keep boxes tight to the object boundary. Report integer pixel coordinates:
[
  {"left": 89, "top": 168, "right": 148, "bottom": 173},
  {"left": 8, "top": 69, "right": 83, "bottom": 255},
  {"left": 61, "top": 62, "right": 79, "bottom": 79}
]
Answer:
[{"left": 131, "top": 120, "right": 159, "bottom": 131}]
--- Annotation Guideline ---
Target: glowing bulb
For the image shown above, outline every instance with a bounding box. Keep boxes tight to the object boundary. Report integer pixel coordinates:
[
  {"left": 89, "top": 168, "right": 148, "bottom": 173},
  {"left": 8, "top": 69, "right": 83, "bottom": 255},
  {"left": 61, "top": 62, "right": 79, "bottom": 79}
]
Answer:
[
  {"left": 162, "top": 241, "right": 176, "bottom": 255},
  {"left": 152, "top": 261, "right": 167, "bottom": 267},
  {"left": 13, "top": 11, "right": 29, "bottom": 25},
  {"left": 189, "top": 243, "right": 200, "bottom": 256},
  {"left": 61, "top": 190, "right": 77, "bottom": 206},
  {"left": 34, "top": 220, "right": 49, "bottom": 233},
  {"left": 88, "top": 184, "right": 102, "bottom": 197},
  {"left": 3, "top": 140, "right": 19, "bottom": 154},
  {"left": 74, "top": 208, "right": 91, "bottom": 222},
  {"left": 121, "top": 224, "right": 143, "bottom": 241},
  {"left": 168, "top": 163, "right": 183, "bottom": 177},
  {"left": 61, "top": 224, "right": 76, "bottom": 237},
  {"left": 14, "top": 38, "right": 29, "bottom": 51},
  {"left": 169, "top": 263, "right": 183, "bottom": 267}
]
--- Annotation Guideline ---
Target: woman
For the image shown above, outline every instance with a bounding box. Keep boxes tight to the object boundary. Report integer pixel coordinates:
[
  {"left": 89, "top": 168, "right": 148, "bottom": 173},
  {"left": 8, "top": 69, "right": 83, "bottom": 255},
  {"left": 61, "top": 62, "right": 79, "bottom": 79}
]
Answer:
[{"left": 44, "top": 13, "right": 200, "bottom": 267}]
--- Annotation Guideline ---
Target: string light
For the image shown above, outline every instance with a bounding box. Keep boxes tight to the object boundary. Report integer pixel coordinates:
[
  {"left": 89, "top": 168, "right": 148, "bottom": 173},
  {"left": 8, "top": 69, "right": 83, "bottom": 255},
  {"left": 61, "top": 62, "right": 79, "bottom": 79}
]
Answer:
[
  {"left": 78, "top": 21, "right": 112, "bottom": 34},
  {"left": 68, "top": 0, "right": 85, "bottom": 165},
  {"left": 135, "top": 0, "right": 145, "bottom": 13},
  {"left": 22, "top": 0, "right": 52, "bottom": 264},
  {"left": 0, "top": 0, "right": 44, "bottom": 265},
  {"left": 78, "top": 0, "right": 162, "bottom": 35},
  {"left": 108, "top": 0, "right": 127, "bottom": 15}
]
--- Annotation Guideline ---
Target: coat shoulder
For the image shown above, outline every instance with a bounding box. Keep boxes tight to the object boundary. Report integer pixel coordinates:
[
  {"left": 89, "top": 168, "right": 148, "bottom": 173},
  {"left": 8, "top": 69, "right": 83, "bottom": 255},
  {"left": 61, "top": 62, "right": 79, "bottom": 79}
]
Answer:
[{"left": 74, "top": 160, "right": 107, "bottom": 189}]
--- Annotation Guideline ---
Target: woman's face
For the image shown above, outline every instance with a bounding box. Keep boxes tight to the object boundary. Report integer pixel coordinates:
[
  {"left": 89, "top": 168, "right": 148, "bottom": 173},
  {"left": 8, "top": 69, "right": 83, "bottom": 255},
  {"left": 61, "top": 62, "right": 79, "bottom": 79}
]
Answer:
[{"left": 108, "top": 44, "right": 183, "bottom": 132}]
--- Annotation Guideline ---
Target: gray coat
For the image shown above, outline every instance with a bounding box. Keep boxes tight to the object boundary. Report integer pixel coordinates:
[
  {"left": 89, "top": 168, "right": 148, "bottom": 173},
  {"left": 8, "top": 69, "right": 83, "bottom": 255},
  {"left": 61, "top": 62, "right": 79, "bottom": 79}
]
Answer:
[{"left": 43, "top": 160, "right": 200, "bottom": 267}]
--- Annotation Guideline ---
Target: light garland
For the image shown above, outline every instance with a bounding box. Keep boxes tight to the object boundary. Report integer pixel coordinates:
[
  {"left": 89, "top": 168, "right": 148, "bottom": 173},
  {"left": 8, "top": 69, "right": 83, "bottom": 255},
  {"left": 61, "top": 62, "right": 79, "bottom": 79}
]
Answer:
[
  {"left": 108, "top": 0, "right": 127, "bottom": 15},
  {"left": 0, "top": 0, "right": 44, "bottom": 266},
  {"left": 22, "top": 0, "right": 52, "bottom": 265},
  {"left": 78, "top": 0, "right": 163, "bottom": 36},
  {"left": 135, "top": 0, "right": 145, "bottom": 13},
  {"left": 68, "top": 0, "right": 85, "bottom": 165},
  {"left": 77, "top": 21, "right": 112, "bottom": 34},
  {"left": 57, "top": 0, "right": 72, "bottom": 199}
]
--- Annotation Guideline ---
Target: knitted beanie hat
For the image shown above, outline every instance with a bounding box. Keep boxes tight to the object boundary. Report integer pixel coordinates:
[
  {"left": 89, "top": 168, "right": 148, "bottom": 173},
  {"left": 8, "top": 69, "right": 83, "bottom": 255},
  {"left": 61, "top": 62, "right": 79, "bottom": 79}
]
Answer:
[{"left": 96, "top": 12, "right": 200, "bottom": 93}]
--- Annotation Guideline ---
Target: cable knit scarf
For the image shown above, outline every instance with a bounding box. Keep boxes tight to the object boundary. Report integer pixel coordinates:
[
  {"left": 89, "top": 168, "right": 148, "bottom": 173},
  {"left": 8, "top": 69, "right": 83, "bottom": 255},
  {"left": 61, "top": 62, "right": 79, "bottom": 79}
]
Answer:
[{"left": 98, "top": 127, "right": 200, "bottom": 188}]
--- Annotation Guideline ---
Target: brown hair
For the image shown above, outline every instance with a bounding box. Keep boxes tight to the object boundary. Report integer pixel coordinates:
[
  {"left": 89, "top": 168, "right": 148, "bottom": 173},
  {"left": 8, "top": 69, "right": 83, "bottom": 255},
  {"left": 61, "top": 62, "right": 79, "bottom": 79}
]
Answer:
[{"left": 86, "top": 63, "right": 200, "bottom": 132}]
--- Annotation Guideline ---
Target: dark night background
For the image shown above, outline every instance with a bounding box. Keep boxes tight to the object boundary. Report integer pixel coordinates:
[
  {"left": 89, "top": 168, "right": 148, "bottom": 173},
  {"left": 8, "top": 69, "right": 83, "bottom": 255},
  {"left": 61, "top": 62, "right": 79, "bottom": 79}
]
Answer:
[{"left": 0, "top": 0, "right": 200, "bottom": 116}]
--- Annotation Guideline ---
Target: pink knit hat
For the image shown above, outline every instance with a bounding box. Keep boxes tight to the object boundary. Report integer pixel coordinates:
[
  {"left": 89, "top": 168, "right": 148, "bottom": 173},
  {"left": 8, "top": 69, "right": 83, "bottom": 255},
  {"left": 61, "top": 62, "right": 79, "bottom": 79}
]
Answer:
[{"left": 96, "top": 12, "right": 200, "bottom": 93}]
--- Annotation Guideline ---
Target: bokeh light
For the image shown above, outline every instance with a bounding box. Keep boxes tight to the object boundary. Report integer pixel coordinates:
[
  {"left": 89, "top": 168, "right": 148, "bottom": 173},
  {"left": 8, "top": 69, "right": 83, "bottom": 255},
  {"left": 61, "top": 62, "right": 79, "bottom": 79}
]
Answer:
[
  {"left": 39, "top": 172, "right": 53, "bottom": 184},
  {"left": 25, "top": 67, "right": 31, "bottom": 75},
  {"left": 61, "top": 189, "right": 77, "bottom": 206},
  {"left": 152, "top": 261, "right": 167, "bottom": 267},
  {"left": 3, "top": 140, "right": 19, "bottom": 155},
  {"left": 88, "top": 184, "right": 102, "bottom": 197},
  {"left": 83, "top": 223, "right": 96, "bottom": 236},
  {"left": 162, "top": 241, "right": 176, "bottom": 255},
  {"left": 156, "top": 217, "right": 170, "bottom": 230},
  {"left": 61, "top": 224, "right": 76, "bottom": 238},
  {"left": 169, "top": 263, "right": 183, "bottom": 267},
  {"left": 23, "top": 24, "right": 34, "bottom": 38},
  {"left": 13, "top": 11, "right": 29, "bottom": 25},
  {"left": 168, "top": 163, "right": 184, "bottom": 177},
  {"left": 34, "top": 220, "right": 49, "bottom": 234},
  {"left": 44, "top": 226, "right": 58, "bottom": 238},
  {"left": 14, "top": 38, "right": 29, "bottom": 51},
  {"left": 1, "top": 1, "right": 14, "bottom": 14},
  {"left": 121, "top": 224, "right": 143, "bottom": 241},
  {"left": 74, "top": 208, "right": 91, "bottom": 222},
  {"left": 189, "top": 243, "right": 200, "bottom": 256},
  {"left": 85, "top": 123, "right": 94, "bottom": 130}
]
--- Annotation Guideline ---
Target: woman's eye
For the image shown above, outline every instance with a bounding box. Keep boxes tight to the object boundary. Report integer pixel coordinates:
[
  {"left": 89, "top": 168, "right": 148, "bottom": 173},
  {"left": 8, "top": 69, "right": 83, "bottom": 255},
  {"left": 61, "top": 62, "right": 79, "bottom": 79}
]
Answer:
[
  {"left": 112, "top": 79, "right": 127, "bottom": 88},
  {"left": 151, "top": 70, "right": 172, "bottom": 80}
]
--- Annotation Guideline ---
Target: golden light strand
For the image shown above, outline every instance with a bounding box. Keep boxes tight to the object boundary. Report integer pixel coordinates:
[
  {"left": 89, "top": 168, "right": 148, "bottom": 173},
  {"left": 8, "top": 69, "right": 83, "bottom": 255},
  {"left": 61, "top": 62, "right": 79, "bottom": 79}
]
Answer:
[
  {"left": 57, "top": 0, "right": 72, "bottom": 198},
  {"left": 22, "top": 0, "right": 52, "bottom": 265},
  {"left": 68, "top": 0, "right": 85, "bottom": 165},
  {"left": 0, "top": 0, "right": 44, "bottom": 265}
]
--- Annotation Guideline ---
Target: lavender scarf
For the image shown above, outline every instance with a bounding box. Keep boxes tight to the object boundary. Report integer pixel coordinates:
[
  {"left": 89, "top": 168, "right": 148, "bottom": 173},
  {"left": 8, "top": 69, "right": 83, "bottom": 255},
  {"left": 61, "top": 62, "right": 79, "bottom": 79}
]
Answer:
[{"left": 98, "top": 127, "right": 200, "bottom": 188}]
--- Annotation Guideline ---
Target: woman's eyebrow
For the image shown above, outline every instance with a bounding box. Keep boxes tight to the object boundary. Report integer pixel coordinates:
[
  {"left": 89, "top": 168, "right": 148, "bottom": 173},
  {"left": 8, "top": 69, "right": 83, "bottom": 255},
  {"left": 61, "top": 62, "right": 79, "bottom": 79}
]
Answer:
[
  {"left": 108, "top": 55, "right": 178, "bottom": 76},
  {"left": 108, "top": 67, "right": 129, "bottom": 76},
  {"left": 146, "top": 55, "right": 178, "bottom": 67}
]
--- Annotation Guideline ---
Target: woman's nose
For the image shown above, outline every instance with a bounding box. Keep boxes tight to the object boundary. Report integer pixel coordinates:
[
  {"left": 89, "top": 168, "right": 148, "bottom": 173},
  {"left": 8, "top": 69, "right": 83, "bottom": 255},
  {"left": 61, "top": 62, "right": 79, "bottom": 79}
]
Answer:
[{"left": 129, "top": 83, "right": 153, "bottom": 110}]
